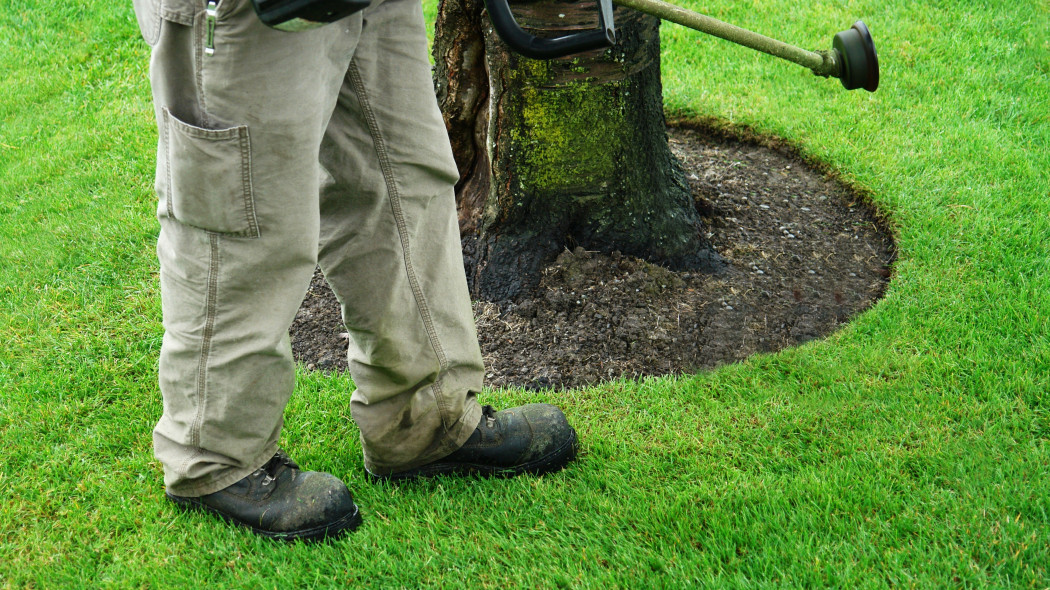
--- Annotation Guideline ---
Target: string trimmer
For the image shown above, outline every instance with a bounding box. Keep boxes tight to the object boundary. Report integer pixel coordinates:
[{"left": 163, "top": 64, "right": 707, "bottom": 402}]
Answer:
[
  {"left": 484, "top": 0, "right": 879, "bottom": 92},
  {"left": 249, "top": 0, "right": 878, "bottom": 92}
]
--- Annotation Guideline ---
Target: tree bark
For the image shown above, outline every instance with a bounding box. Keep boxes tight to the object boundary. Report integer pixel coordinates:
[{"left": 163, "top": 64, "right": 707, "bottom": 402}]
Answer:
[{"left": 434, "top": 0, "right": 722, "bottom": 301}]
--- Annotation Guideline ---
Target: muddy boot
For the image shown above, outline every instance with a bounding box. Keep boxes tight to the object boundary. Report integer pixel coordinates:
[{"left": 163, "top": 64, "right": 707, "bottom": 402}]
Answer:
[
  {"left": 166, "top": 451, "right": 362, "bottom": 541},
  {"left": 370, "top": 404, "right": 579, "bottom": 482}
]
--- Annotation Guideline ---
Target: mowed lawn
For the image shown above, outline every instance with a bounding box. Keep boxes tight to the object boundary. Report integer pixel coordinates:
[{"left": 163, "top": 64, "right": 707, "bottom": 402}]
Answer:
[{"left": 1, "top": 0, "right": 1047, "bottom": 587}]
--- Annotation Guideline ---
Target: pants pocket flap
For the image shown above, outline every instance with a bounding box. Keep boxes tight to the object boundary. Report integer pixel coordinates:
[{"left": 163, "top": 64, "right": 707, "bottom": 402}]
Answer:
[{"left": 163, "top": 107, "right": 259, "bottom": 238}]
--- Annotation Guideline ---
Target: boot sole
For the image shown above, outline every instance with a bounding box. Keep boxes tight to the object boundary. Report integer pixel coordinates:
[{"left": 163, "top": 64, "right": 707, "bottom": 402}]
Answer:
[
  {"left": 165, "top": 493, "right": 363, "bottom": 542},
  {"left": 368, "top": 427, "right": 579, "bottom": 483}
]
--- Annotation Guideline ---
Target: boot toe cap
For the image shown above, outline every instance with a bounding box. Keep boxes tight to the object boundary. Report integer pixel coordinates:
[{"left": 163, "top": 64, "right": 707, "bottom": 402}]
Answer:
[
  {"left": 270, "top": 472, "right": 358, "bottom": 533},
  {"left": 519, "top": 403, "right": 577, "bottom": 460}
]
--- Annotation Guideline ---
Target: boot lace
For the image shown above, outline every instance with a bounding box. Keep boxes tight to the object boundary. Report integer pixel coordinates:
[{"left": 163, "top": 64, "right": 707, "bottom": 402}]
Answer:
[{"left": 257, "top": 450, "right": 297, "bottom": 487}]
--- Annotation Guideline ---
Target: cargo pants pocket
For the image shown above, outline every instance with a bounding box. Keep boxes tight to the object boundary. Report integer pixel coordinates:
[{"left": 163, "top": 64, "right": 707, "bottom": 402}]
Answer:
[{"left": 162, "top": 107, "right": 259, "bottom": 238}]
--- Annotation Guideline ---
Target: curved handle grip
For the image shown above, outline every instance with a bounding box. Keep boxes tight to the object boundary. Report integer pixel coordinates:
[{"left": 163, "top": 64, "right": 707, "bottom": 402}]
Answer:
[{"left": 484, "top": 0, "right": 616, "bottom": 60}]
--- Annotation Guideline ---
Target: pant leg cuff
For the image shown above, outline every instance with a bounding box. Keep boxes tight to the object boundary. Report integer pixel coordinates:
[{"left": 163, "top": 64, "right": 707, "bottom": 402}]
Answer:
[
  {"left": 164, "top": 443, "right": 279, "bottom": 497},
  {"left": 362, "top": 399, "right": 483, "bottom": 476}
]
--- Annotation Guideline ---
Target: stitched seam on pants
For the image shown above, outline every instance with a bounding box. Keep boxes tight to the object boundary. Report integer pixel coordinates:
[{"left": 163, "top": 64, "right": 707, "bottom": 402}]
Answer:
[
  {"left": 346, "top": 61, "right": 453, "bottom": 426},
  {"left": 194, "top": 11, "right": 212, "bottom": 130},
  {"left": 237, "top": 128, "right": 260, "bottom": 238},
  {"left": 181, "top": 232, "right": 221, "bottom": 472},
  {"left": 163, "top": 111, "right": 175, "bottom": 220}
]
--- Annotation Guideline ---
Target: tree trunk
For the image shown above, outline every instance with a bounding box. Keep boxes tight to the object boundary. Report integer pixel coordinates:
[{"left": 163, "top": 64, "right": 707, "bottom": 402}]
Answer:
[{"left": 434, "top": 0, "right": 722, "bottom": 301}]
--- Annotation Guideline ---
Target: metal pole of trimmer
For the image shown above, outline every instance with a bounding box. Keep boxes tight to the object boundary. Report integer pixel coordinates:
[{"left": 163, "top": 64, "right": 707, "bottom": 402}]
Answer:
[{"left": 613, "top": 0, "right": 877, "bottom": 91}]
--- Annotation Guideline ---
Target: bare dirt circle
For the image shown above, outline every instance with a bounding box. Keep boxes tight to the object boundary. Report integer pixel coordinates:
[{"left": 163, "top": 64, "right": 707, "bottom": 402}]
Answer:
[{"left": 291, "top": 122, "right": 896, "bottom": 390}]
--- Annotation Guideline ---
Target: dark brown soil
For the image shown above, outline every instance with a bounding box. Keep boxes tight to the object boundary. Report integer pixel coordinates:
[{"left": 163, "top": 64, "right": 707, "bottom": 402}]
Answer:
[{"left": 291, "top": 123, "right": 895, "bottom": 390}]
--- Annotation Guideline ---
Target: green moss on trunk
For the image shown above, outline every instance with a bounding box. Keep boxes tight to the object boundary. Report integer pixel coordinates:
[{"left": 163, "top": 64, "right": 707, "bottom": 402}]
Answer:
[{"left": 515, "top": 74, "right": 620, "bottom": 191}]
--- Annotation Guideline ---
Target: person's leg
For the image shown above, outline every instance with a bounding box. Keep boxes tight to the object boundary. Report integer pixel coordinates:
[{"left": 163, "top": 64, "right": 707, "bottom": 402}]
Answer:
[
  {"left": 147, "top": 0, "right": 357, "bottom": 496},
  {"left": 317, "top": 0, "right": 579, "bottom": 479},
  {"left": 316, "top": 0, "right": 484, "bottom": 475}
]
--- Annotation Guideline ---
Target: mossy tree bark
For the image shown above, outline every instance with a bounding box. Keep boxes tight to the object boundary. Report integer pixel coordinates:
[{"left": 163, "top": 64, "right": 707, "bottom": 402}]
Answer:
[{"left": 434, "top": 0, "right": 722, "bottom": 301}]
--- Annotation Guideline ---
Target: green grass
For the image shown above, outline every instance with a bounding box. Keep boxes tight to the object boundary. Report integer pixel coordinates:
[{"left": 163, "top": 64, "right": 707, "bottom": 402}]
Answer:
[{"left": 2, "top": 0, "right": 1048, "bottom": 587}]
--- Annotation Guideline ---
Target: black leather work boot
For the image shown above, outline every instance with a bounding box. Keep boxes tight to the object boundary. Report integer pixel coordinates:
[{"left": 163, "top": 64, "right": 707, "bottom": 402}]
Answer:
[
  {"left": 166, "top": 451, "right": 361, "bottom": 541},
  {"left": 370, "top": 404, "right": 579, "bottom": 482}
]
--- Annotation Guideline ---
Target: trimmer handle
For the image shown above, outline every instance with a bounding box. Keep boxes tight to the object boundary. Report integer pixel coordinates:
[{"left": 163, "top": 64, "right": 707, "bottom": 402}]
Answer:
[{"left": 484, "top": 0, "right": 616, "bottom": 59}]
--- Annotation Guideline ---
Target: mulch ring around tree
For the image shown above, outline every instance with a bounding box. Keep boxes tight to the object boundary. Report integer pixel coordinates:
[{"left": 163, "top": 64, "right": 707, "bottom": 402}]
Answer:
[{"left": 291, "top": 121, "right": 896, "bottom": 390}]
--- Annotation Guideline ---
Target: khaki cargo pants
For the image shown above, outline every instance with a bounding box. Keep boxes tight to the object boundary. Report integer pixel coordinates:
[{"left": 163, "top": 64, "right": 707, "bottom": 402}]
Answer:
[{"left": 137, "top": 0, "right": 484, "bottom": 496}]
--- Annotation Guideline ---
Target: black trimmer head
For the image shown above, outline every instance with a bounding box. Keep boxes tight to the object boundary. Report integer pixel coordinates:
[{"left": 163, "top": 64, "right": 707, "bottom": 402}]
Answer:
[{"left": 833, "top": 21, "right": 879, "bottom": 92}]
